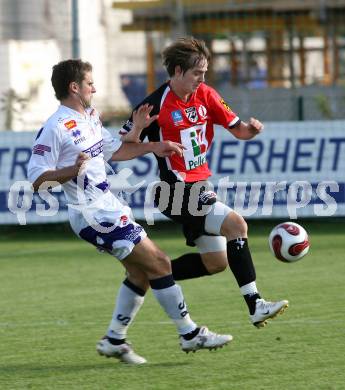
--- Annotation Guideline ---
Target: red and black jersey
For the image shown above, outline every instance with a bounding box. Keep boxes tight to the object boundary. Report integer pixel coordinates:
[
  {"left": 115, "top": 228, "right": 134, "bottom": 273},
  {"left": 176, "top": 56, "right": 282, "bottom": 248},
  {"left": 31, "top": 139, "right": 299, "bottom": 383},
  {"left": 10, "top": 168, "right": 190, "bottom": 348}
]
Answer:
[{"left": 120, "top": 82, "right": 240, "bottom": 184}]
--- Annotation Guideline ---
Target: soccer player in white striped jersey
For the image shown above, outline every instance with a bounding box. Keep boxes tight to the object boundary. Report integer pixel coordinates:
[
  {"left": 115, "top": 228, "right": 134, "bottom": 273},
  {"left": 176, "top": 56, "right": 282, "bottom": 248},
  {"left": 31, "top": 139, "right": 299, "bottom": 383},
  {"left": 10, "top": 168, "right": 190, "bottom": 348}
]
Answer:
[{"left": 27, "top": 59, "right": 232, "bottom": 365}]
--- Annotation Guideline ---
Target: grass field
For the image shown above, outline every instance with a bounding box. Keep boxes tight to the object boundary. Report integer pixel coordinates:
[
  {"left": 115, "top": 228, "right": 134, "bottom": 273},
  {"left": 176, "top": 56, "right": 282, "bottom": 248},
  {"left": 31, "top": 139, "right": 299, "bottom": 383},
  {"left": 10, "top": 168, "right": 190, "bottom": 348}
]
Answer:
[{"left": 0, "top": 219, "right": 344, "bottom": 390}]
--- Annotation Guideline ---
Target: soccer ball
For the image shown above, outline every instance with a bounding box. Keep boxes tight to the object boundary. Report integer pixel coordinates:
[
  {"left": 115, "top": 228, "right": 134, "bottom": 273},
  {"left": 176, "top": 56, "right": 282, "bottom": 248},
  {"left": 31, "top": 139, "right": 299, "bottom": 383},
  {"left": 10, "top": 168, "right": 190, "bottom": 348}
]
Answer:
[{"left": 268, "top": 222, "right": 310, "bottom": 263}]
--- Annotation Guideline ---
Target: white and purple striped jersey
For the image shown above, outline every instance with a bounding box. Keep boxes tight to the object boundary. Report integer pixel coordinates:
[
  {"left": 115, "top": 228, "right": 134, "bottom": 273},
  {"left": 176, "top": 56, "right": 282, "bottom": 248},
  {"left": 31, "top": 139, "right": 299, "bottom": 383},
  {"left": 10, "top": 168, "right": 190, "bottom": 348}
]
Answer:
[{"left": 28, "top": 105, "right": 122, "bottom": 206}]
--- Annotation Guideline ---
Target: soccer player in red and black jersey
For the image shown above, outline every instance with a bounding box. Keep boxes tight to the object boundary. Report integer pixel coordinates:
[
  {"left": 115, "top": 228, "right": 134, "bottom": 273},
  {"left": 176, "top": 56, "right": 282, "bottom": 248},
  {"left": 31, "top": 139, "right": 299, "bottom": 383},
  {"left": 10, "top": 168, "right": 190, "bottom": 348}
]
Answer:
[{"left": 120, "top": 37, "right": 288, "bottom": 328}]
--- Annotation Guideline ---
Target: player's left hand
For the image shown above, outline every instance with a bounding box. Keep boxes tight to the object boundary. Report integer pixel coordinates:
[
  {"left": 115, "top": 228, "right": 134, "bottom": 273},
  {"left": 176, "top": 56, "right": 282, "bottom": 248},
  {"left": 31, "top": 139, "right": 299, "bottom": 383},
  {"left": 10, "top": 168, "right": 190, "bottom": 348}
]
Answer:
[
  {"left": 248, "top": 117, "right": 264, "bottom": 135},
  {"left": 153, "top": 141, "right": 185, "bottom": 157},
  {"left": 132, "top": 103, "right": 158, "bottom": 132}
]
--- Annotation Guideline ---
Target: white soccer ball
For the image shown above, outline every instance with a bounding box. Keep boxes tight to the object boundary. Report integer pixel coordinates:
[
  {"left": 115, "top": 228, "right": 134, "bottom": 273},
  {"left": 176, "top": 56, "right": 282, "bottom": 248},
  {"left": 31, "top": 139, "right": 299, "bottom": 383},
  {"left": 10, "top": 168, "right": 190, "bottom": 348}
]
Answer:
[{"left": 268, "top": 222, "right": 310, "bottom": 263}]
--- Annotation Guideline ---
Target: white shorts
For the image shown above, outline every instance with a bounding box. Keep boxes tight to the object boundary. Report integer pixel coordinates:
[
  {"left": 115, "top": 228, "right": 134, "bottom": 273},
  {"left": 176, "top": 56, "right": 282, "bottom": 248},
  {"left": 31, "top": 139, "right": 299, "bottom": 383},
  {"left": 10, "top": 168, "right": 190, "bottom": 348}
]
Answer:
[{"left": 68, "top": 191, "right": 147, "bottom": 260}]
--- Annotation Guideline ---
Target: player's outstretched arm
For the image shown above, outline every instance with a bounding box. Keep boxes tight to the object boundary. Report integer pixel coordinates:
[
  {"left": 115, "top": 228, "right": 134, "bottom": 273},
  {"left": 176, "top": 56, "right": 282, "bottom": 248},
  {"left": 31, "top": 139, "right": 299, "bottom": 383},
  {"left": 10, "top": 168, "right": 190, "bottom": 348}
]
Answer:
[
  {"left": 31, "top": 152, "right": 89, "bottom": 191},
  {"left": 121, "top": 104, "right": 158, "bottom": 143},
  {"left": 229, "top": 117, "right": 264, "bottom": 140},
  {"left": 111, "top": 140, "right": 184, "bottom": 161}
]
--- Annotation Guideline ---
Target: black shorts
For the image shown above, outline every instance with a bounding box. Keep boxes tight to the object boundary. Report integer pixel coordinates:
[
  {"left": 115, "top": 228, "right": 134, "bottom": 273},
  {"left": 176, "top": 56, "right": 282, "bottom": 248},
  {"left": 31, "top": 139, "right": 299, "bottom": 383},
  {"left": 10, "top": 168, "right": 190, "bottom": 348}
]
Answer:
[{"left": 154, "top": 181, "right": 218, "bottom": 246}]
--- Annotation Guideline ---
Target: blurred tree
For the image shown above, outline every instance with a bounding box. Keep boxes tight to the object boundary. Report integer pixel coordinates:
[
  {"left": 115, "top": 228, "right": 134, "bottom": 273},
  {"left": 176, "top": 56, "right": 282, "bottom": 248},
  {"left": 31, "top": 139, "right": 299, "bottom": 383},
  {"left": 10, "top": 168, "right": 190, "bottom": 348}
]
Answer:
[{"left": 0, "top": 89, "right": 29, "bottom": 131}]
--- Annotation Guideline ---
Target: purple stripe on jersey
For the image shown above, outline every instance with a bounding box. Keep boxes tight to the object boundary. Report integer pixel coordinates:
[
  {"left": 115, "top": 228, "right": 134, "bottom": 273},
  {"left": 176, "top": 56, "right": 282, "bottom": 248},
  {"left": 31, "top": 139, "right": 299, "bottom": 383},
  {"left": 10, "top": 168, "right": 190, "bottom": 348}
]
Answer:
[
  {"left": 72, "top": 174, "right": 89, "bottom": 189},
  {"left": 83, "top": 139, "right": 103, "bottom": 157},
  {"left": 33, "top": 144, "right": 51, "bottom": 156},
  {"left": 96, "top": 180, "right": 110, "bottom": 192}
]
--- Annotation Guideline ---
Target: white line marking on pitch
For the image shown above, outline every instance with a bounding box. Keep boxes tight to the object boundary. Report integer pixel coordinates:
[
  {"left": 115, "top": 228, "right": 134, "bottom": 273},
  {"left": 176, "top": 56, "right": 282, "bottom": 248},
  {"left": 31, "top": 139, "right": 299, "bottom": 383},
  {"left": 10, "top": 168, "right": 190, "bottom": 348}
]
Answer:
[{"left": 0, "top": 318, "right": 343, "bottom": 329}]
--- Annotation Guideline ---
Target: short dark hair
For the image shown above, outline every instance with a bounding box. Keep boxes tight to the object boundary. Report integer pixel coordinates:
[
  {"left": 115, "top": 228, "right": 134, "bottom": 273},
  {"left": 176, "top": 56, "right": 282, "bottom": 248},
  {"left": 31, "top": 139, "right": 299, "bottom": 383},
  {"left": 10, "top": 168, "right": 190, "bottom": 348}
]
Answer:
[
  {"left": 51, "top": 59, "right": 92, "bottom": 100},
  {"left": 162, "top": 37, "right": 210, "bottom": 77}
]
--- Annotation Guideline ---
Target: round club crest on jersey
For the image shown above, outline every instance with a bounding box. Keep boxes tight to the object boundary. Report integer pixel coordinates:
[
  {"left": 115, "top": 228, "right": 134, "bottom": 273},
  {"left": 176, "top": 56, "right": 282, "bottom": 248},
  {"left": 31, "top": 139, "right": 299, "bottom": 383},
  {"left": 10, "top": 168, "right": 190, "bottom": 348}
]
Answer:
[{"left": 198, "top": 105, "right": 207, "bottom": 119}]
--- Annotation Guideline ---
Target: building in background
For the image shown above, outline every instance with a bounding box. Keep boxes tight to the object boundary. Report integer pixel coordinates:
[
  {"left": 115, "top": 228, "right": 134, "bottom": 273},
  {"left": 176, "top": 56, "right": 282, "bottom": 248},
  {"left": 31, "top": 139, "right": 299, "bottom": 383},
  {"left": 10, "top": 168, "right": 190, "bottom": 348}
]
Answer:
[
  {"left": 0, "top": 0, "right": 146, "bottom": 131},
  {"left": 112, "top": 0, "right": 345, "bottom": 121},
  {"left": 1, "top": 0, "right": 345, "bottom": 130}
]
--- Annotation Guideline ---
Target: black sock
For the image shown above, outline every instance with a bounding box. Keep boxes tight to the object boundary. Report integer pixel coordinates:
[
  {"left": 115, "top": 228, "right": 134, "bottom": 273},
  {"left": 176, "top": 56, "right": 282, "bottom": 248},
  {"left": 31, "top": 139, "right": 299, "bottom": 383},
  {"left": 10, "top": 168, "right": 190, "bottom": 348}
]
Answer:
[
  {"left": 171, "top": 253, "right": 210, "bottom": 281},
  {"left": 244, "top": 293, "right": 261, "bottom": 315},
  {"left": 227, "top": 238, "right": 260, "bottom": 313},
  {"left": 182, "top": 327, "right": 200, "bottom": 340},
  {"left": 107, "top": 337, "right": 126, "bottom": 345},
  {"left": 123, "top": 278, "right": 146, "bottom": 296},
  {"left": 227, "top": 238, "right": 256, "bottom": 287}
]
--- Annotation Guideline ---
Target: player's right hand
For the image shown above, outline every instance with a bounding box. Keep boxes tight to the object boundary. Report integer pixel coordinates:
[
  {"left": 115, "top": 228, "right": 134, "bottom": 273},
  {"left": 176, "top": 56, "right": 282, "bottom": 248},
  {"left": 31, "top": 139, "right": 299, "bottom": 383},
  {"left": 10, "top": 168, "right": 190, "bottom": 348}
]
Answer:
[
  {"left": 248, "top": 117, "right": 264, "bottom": 135},
  {"left": 74, "top": 152, "right": 90, "bottom": 173}
]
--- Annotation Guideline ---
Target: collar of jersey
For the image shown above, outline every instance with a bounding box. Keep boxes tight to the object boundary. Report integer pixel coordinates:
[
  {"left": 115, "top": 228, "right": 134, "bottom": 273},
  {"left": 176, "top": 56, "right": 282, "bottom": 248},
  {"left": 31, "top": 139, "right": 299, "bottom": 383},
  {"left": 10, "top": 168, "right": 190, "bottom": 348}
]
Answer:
[
  {"left": 168, "top": 81, "right": 197, "bottom": 104},
  {"left": 60, "top": 104, "right": 92, "bottom": 120}
]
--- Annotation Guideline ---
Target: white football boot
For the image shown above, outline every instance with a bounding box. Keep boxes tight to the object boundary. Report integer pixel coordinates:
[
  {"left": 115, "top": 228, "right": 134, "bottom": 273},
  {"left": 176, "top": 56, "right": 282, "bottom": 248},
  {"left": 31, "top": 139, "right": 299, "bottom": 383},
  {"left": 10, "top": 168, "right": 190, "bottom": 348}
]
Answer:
[
  {"left": 250, "top": 298, "right": 289, "bottom": 328},
  {"left": 96, "top": 337, "right": 147, "bottom": 365},
  {"left": 180, "top": 326, "right": 233, "bottom": 353}
]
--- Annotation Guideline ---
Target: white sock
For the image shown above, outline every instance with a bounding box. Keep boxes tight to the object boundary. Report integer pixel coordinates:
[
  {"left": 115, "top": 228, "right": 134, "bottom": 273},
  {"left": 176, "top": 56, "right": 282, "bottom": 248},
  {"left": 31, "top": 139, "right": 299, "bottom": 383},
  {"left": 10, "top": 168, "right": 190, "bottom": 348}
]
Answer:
[
  {"left": 107, "top": 282, "right": 145, "bottom": 340},
  {"left": 151, "top": 283, "right": 197, "bottom": 335},
  {"left": 240, "top": 281, "right": 259, "bottom": 296}
]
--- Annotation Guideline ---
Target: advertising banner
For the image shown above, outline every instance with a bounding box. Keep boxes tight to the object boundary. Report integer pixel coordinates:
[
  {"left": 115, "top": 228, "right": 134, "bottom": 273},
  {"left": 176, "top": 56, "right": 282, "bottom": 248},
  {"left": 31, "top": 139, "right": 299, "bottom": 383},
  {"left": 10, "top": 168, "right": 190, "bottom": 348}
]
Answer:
[{"left": 1, "top": 121, "right": 344, "bottom": 225}]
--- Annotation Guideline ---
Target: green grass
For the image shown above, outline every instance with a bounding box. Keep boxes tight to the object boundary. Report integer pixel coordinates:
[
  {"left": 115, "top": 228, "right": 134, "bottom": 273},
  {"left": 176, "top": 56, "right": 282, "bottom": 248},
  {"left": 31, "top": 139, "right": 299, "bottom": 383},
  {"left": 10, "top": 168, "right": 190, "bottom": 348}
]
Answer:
[{"left": 0, "top": 220, "right": 344, "bottom": 389}]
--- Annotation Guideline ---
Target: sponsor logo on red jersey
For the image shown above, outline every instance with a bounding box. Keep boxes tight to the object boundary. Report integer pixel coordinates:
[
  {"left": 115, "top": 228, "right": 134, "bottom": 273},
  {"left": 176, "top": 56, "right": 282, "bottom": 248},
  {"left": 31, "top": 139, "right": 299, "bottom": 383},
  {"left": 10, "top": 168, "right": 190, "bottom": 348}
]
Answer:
[
  {"left": 171, "top": 110, "right": 183, "bottom": 125},
  {"left": 180, "top": 124, "right": 208, "bottom": 171},
  {"left": 190, "top": 128, "right": 206, "bottom": 156},
  {"left": 219, "top": 99, "right": 232, "bottom": 112}
]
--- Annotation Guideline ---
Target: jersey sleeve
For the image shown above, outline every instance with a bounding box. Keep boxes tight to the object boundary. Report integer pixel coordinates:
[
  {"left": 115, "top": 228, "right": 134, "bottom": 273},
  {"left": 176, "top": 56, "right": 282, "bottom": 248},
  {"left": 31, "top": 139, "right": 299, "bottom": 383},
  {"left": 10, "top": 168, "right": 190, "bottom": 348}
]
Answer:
[
  {"left": 120, "top": 115, "right": 156, "bottom": 142},
  {"left": 119, "top": 114, "right": 135, "bottom": 137},
  {"left": 102, "top": 126, "right": 122, "bottom": 161},
  {"left": 27, "top": 124, "right": 62, "bottom": 184},
  {"left": 206, "top": 86, "right": 241, "bottom": 129},
  {"left": 119, "top": 115, "right": 133, "bottom": 135}
]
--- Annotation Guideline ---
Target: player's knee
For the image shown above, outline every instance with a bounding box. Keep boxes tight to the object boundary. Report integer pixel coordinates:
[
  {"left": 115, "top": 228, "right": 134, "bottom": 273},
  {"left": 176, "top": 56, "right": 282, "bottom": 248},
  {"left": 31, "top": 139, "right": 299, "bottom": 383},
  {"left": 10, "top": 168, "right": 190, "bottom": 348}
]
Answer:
[
  {"left": 149, "top": 249, "right": 172, "bottom": 276},
  {"left": 126, "top": 271, "right": 150, "bottom": 291},
  {"left": 131, "top": 238, "right": 172, "bottom": 277},
  {"left": 201, "top": 252, "right": 228, "bottom": 274},
  {"left": 206, "top": 261, "right": 227, "bottom": 274},
  {"left": 221, "top": 211, "right": 248, "bottom": 240},
  {"left": 157, "top": 251, "right": 171, "bottom": 271}
]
